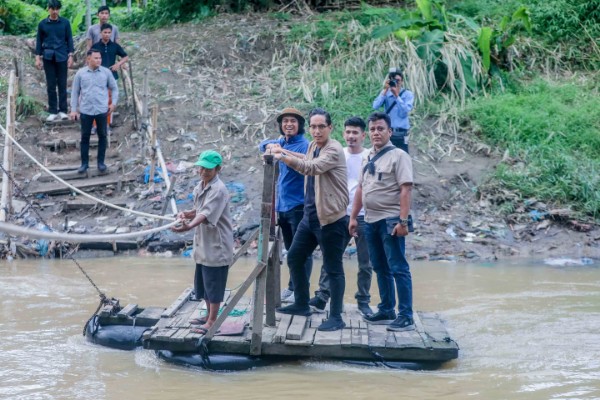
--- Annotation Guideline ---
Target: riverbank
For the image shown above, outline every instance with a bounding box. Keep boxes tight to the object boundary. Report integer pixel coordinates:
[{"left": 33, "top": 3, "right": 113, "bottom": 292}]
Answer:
[{"left": 0, "top": 15, "right": 598, "bottom": 262}]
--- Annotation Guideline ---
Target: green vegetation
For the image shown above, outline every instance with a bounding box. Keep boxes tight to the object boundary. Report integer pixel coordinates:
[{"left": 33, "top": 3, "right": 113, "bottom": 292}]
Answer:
[
  {"left": 466, "top": 80, "right": 600, "bottom": 216},
  {"left": 278, "top": 1, "right": 599, "bottom": 218},
  {"left": 1, "top": 0, "right": 598, "bottom": 218},
  {"left": 447, "top": 0, "right": 600, "bottom": 69}
]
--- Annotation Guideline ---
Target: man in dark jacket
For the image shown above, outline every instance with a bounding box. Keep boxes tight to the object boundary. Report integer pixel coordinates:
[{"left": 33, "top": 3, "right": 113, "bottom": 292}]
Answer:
[{"left": 35, "top": 0, "right": 74, "bottom": 122}]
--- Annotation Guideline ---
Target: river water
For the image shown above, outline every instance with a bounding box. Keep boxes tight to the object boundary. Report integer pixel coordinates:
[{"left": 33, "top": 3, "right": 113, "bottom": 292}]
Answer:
[{"left": 0, "top": 256, "right": 599, "bottom": 400}]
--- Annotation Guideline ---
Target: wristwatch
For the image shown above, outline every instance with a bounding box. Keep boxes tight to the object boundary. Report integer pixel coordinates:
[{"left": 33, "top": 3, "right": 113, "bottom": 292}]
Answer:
[{"left": 399, "top": 218, "right": 409, "bottom": 226}]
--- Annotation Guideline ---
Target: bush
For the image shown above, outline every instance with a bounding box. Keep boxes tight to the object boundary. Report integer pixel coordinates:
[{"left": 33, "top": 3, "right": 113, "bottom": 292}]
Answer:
[
  {"left": 1, "top": 0, "right": 47, "bottom": 35},
  {"left": 467, "top": 79, "right": 600, "bottom": 216}
]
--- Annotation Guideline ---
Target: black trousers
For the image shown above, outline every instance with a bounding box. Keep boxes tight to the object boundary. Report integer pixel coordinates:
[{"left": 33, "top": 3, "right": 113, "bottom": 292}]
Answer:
[
  {"left": 287, "top": 215, "right": 349, "bottom": 319},
  {"left": 278, "top": 205, "right": 313, "bottom": 291},
  {"left": 80, "top": 113, "right": 108, "bottom": 167},
  {"left": 43, "top": 59, "right": 68, "bottom": 114}
]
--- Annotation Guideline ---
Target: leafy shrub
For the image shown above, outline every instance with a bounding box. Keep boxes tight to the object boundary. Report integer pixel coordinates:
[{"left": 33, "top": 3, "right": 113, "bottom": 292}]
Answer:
[
  {"left": 1, "top": 0, "right": 46, "bottom": 35},
  {"left": 467, "top": 79, "right": 600, "bottom": 216}
]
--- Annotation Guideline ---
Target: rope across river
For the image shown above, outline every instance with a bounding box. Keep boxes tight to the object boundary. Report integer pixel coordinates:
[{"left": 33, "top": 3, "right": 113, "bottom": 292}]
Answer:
[
  {"left": 0, "top": 121, "right": 182, "bottom": 312},
  {"left": 0, "top": 123, "right": 176, "bottom": 222}
]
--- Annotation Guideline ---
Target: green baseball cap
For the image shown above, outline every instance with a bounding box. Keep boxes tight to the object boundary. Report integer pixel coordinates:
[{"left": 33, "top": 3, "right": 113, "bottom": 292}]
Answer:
[{"left": 195, "top": 150, "right": 222, "bottom": 169}]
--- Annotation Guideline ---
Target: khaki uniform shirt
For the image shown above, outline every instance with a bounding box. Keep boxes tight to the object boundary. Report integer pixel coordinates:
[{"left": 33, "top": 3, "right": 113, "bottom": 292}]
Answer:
[
  {"left": 359, "top": 142, "right": 413, "bottom": 223},
  {"left": 192, "top": 176, "right": 234, "bottom": 267}
]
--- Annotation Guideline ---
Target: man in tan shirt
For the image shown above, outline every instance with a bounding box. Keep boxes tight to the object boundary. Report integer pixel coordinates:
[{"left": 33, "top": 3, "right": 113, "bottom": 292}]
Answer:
[
  {"left": 269, "top": 108, "right": 349, "bottom": 332},
  {"left": 172, "top": 150, "right": 233, "bottom": 333},
  {"left": 349, "top": 112, "right": 415, "bottom": 332}
]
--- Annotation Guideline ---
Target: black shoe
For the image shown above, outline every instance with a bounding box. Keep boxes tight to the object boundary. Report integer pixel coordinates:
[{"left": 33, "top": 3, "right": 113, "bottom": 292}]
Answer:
[
  {"left": 77, "top": 164, "right": 88, "bottom": 174},
  {"left": 357, "top": 303, "right": 374, "bottom": 317},
  {"left": 97, "top": 163, "right": 107, "bottom": 173},
  {"left": 308, "top": 296, "right": 327, "bottom": 312},
  {"left": 387, "top": 316, "right": 415, "bottom": 332},
  {"left": 363, "top": 310, "right": 396, "bottom": 325},
  {"left": 276, "top": 304, "right": 312, "bottom": 317},
  {"left": 317, "top": 317, "right": 346, "bottom": 331}
]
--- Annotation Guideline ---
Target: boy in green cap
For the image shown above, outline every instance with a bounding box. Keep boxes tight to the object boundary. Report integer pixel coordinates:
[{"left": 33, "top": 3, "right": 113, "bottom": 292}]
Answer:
[{"left": 172, "top": 150, "right": 234, "bottom": 333}]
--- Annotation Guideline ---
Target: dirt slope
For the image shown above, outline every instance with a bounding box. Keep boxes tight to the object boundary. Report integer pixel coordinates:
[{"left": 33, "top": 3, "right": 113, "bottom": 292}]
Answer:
[{"left": 1, "top": 14, "right": 598, "bottom": 262}]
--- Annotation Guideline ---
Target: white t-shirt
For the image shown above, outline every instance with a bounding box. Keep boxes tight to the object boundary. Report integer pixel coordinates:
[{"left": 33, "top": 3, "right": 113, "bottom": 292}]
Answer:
[{"left": 344, "top": 147, "right": 370, "bottom": 216}]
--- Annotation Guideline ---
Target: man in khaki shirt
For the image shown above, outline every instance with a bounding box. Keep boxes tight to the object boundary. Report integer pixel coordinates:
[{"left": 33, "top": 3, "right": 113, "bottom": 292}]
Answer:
[
  {"left": 172, "top": 150, "right": 233, "bottom": 333},
  {"left": 349, "top": 112, "right": 415, "bottom": 332}
]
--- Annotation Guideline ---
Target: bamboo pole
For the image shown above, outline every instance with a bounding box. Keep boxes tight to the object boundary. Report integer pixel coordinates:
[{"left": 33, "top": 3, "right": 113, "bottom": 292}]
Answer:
[
  {"left": 0, "top": 71, "right": 16, "bottom": 222},
  {"left": 122, "top": 64, "right": 177, "bottom": 215},
  {"left": 147, "top": 105, "right": 158, "bottom": 188},
  {"left": 140, "top": 69, "right": 149, "bottom": 161}
]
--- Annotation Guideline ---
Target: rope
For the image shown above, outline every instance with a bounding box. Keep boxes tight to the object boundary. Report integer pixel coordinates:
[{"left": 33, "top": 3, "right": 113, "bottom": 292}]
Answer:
[
  {"left": 0, "top": 123, "right": 175, "bottom": 221},
  {"left": 0, "top": 161, "right": 111, "bottom": 301},
  {"left": 0, "top": 220, "right": 178, "bottom": 242}
]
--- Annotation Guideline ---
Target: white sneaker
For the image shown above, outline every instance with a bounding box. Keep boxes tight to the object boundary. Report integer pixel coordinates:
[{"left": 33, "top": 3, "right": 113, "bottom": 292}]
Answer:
[
  {"left": 281, "top": 288, "right": 294, "bottom": 302},
  {"left": 58, "top": 112, "right": 69, "bottom": 120},
  {"left": 46, "top": 114, "right": 58, "bottom": 122},
  {"left": 91, "top": 126, "right": 97, "bottom": 135}
]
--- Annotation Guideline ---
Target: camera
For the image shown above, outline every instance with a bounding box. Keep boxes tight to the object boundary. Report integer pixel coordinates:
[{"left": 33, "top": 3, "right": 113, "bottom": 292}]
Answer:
[{"left": 388, "top": 78, "right": 397, "bottom": 87}]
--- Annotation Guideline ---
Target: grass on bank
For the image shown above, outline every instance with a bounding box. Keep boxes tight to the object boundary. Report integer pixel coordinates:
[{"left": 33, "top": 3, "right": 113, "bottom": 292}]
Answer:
[
  {"left": 283, "top": 11, "right": 600, "bottom": 219},
  {"left": 466, "top": 79, "right": 600, "bottom": 217}
]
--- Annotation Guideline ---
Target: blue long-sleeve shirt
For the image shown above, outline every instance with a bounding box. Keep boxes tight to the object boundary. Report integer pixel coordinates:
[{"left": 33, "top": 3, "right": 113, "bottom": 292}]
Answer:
[
  {"left": 259, "top": 134, "right": 310, "bottom": 212},
  {"left": 35, "top": 17, "right": 74, "bottom": 63},
  {"left": 372, "top": 89, "right": 415, "bottom": 130}
]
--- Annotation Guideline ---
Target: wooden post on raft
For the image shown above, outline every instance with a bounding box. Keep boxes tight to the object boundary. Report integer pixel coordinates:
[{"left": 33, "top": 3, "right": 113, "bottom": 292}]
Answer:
[
  {"left": 250, "top": 154, "right": 276, "bottom": 354},
  {"left": 265, "top": 162, "right": 281, "bottom": 325},
  {"left": 0, "top": 70, "right": 17, "bottom": 222}
]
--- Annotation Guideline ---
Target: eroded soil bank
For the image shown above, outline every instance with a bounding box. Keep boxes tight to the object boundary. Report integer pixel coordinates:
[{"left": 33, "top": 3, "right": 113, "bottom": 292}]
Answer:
[{"left": 0, "top": 15, "right": 598, "bottom": 262}]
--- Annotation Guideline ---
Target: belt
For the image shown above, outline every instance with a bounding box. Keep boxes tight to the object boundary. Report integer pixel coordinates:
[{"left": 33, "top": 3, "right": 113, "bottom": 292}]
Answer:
[{"left": 392, "top": 128, "right": 409, "bottom": 134}]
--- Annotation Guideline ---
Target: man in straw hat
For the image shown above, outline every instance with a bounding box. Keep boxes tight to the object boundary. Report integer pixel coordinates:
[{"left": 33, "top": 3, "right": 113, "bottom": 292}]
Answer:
[
  {"left": 259, "top": 107, "right": 312, "bottom": 303},
  {"left": 172, "top": 150, "right": 233, "bottom": 334}
]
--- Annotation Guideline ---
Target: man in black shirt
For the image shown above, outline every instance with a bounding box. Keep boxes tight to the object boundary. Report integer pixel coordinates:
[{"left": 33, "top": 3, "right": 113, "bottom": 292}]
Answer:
[
  {"left": 91, "top": 24, "right": 128, "bottom": 133},
  {"left": 35, "top": 0, "right": 74, "bottom": 122},
  {"left": 91, "top": 24, "right": 128, "bottom": 80}
]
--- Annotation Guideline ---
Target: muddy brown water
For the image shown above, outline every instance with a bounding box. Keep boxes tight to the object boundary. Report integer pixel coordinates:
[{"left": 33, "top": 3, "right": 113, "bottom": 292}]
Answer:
[{"left": 1, "top": 256, "right": 599, "bottom": 399}]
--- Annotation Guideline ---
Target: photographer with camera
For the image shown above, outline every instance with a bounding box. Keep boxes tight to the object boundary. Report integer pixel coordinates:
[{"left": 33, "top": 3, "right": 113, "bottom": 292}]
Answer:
[{"left": 372, "top": 68, "right": 414, "bottom": 153}]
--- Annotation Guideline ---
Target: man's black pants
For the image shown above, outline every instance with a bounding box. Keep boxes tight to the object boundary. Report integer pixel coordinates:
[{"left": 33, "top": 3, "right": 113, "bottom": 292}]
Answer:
[
  {"left": 279, "top": 205, "right": 313, "bottom": 292},
  {"left": 287, "top": 215, "right": 348, "bottom": 319},
  {"left": 43, "top": 59, "right": 68, "bottom": 114},
  {"left": 80, "top": 113, "right": 108, "bottom": 167}
]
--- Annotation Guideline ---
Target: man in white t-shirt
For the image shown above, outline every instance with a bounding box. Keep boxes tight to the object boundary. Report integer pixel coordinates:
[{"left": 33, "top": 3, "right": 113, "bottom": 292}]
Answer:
[
  {"left": 308, "top": 116, "right": 374, "bottom": 317},
  {"left": 86, "top": 5, "right": 120, "bottom": 50}
]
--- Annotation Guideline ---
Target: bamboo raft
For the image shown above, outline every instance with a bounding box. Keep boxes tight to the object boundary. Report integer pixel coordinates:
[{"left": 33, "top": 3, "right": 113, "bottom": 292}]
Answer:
[
  {"left": 94, "top": 290, "right": 458, "bottom": 363},
  {"left": 89, "top": 155, "right": 458, "bottom": 366}
]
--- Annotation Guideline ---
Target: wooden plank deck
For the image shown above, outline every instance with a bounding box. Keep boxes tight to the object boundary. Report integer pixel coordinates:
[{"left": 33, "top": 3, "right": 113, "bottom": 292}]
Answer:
[{"left": 142, "top": 288, "right": 459, "bottom": 363}]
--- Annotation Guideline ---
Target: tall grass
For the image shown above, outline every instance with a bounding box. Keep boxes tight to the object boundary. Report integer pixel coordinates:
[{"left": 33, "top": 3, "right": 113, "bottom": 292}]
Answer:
[
  {"left": 282, "top": 13, "right": 484, "bottom": 140},
  {"left": 466, "top": 79, "right": 600, "bottom": 217}
]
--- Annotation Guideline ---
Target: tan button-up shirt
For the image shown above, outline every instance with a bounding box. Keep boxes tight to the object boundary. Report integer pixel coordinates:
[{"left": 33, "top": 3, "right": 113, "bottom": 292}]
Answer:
[
  {"left": 192, "top": 176, "right": 234, "bottom": 267},
  {"left": 359, "top": 142, "right": 413, "bottom": 223}
]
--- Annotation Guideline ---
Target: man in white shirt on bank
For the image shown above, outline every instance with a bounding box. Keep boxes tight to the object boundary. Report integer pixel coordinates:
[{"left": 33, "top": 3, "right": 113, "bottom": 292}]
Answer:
[{"left": 309, "top": 116, "right": 374, "bottom": 317}]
